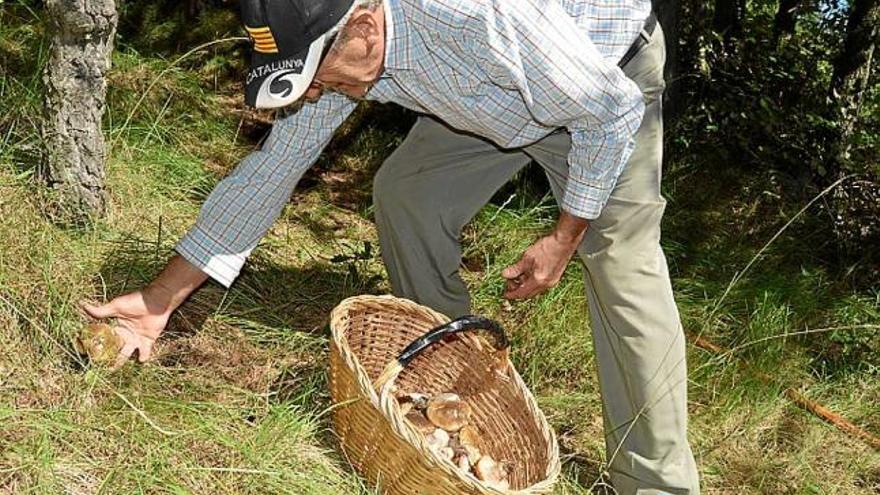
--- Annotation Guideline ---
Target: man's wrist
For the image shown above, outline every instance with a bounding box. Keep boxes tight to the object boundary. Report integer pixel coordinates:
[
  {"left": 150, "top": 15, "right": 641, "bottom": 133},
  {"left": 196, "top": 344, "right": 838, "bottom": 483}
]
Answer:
[
  {"left": 144, "top": 255, "right": 209, "bottom": 313},
  {"left": 551, "top": 228, "right": 582, "bottom": 246},
  {"left": 552, "top": 210, "right": 590, "bottom": 246},
  {"left": 143, "top": 280, "right": 181, "bottom": 313}
]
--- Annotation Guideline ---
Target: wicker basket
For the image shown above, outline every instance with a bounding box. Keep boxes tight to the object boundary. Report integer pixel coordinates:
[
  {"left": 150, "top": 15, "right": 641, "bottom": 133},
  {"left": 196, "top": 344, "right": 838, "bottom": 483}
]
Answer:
[{"left": 329, "top": 295, "right": 560, "bottom": 494}]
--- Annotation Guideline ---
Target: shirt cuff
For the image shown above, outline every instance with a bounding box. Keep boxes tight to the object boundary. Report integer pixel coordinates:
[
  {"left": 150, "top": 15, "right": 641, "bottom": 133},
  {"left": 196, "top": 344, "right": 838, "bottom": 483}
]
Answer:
[
  {"left": 562, "top": 128, "right": 639, "bottom": 220},
  {"left": 561, "top": 185, "right": 611, "bottom": 220},
  {"left": 175, "top": 225, "right": 252, "bottom": 288}
]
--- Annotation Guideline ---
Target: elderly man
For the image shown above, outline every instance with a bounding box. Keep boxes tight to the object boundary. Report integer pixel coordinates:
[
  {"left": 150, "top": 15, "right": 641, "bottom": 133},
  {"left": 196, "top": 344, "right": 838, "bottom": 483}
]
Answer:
[{"left": 85, "top": 0, "right": 700, "bottom": 492}]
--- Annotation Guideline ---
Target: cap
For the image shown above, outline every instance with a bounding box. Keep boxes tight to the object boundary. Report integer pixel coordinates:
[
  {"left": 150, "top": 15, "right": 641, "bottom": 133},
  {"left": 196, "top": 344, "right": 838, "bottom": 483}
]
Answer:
[{"left": 240, "top": 0, "right": 355, "bottom": 108}]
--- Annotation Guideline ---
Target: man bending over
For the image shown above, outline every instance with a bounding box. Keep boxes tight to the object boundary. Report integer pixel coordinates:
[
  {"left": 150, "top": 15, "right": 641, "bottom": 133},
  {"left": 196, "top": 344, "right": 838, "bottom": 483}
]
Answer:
[{"left": 85, "top": 0, "right": 700, "bottom": 492}]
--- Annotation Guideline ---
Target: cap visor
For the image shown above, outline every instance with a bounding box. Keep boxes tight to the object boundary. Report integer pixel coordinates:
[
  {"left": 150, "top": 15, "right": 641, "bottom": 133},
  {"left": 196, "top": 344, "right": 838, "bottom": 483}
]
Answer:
[{"left": 245, "top": 35, "right": 326, "bottom": 109}]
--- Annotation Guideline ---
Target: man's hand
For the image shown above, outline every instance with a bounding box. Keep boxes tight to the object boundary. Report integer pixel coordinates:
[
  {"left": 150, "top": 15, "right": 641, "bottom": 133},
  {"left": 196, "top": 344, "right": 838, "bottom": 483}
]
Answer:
[
  {"left": 81, "top": 255, "right": 208, "bottom": 370},
  {"left": 502, "top": 211, "right": 589, "bottom": 300},
  {"left": 82, "top": 289, "right": 172, "bottom": 369}
]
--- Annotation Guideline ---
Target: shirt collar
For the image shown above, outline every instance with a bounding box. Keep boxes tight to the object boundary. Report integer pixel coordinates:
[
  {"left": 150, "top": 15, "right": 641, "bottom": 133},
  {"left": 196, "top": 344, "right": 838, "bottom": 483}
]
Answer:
[{"left": 381, "top": 0, "right": 411, "bottom": 72}]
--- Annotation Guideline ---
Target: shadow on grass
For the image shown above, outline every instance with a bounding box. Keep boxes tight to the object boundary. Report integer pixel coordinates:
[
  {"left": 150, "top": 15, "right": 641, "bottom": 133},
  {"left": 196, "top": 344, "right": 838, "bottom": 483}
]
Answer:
[
  {"left": 95, "top": 240, "right": 383, "bottom": 334},
  {"left": 299, "top": 103, "right": 417, "bottom": 216},
  {"left": 660, "top": 159, "right": 880, "bottom": 374},
  {"left": 91, "top": 236, "right": 382, "bottom": 404}
]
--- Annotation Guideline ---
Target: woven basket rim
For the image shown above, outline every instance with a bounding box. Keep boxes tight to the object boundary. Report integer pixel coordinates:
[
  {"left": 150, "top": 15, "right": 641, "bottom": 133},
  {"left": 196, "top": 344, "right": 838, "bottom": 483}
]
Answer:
[{"left": 330, "top": 294, "right": 561, "bottom": 494}]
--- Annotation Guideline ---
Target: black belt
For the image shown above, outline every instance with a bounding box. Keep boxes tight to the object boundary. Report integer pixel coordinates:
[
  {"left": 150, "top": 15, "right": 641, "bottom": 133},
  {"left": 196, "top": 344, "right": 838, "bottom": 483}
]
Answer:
[{"left": 618, "top": 12, "right": 657, "bottom": 68}]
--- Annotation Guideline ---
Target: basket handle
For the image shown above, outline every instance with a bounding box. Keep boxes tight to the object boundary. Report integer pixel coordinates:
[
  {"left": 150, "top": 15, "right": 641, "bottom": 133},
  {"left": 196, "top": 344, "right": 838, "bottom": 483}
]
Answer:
[{"left": 373, "top": 315, "right": 508, "bottom": 390}]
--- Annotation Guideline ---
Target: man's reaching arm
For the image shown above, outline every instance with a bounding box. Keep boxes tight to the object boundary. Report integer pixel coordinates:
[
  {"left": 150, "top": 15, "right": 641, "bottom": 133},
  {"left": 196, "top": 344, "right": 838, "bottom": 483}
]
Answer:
[
  {"left": 502, "top": 211, "right": 589, "bottom": 299},
  {"left": 83, "top": 93, "right": 357, "bottom": 367},
  {"left": 176, "top": 93, "right": 358, "bottom": 286}
]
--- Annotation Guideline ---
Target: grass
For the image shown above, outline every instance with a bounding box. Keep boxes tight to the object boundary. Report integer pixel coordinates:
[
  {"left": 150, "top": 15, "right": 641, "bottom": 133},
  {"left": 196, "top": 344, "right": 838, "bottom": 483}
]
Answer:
[{"left": 1, "top": 5, "right": 879, "bottom": 494}]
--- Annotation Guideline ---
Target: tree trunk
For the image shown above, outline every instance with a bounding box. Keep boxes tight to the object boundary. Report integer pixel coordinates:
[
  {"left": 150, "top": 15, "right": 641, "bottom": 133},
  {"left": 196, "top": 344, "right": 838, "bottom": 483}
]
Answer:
[
  {"left": 829, "top": 0, "right": 879, "bottom": 153},
  {"left": 41, "top": 0, "right": 117, "bottom": 224},
  {"left": 713, "top": 0, "right": 745, "bottom": 49},
  {"left": 826, "top": 0, "right": 880, "bottom": 259},
  {"left": 773, "top": 0, "right": 802, "bottom": 44}
]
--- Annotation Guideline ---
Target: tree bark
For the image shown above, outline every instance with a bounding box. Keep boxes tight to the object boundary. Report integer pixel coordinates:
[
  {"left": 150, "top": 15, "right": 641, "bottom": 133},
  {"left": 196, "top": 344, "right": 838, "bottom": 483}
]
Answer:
[
  {"left": 826, "top": 0, "right": 880, "bottom": 257},
  {"left": 829, "top": 0, "right": 879, "bottom": 151},
  {"left": 773, "top": 0, "right": 802, "bottom": 44},
  {"left": 41, "top": 0, "right": 117, "bottom": 224},
  {"left": 713, "top": 0, "right": 745, "bottom": 39}
]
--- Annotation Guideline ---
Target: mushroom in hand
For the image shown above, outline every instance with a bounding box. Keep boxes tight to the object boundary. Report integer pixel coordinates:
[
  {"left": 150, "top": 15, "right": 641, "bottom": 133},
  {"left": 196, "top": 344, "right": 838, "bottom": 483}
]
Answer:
[{"left": 74, "top": 323, "right": 122, "bottom": 365}]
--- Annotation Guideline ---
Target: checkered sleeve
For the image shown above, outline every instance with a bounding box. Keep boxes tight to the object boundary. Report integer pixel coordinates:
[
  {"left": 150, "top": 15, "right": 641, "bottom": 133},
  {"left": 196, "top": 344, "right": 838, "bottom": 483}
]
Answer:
[
  {"left": 176, "top": 93, "right": 357, "bottom": 287},
  {"left": 478, "top": 0, "right": 645, "bottom": 219}
]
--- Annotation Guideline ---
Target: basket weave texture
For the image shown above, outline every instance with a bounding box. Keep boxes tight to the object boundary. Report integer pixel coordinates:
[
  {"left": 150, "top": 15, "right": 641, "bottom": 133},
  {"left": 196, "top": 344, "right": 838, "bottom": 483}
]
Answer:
[{"left": 329, "top": 295, "right": 561, "bottom": 494}]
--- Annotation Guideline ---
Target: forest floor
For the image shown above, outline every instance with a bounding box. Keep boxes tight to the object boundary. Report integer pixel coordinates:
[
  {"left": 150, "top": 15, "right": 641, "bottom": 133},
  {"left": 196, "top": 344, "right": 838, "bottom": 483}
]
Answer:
[{"left": 1, "top": 16, "right": 879, "bottom": 495}]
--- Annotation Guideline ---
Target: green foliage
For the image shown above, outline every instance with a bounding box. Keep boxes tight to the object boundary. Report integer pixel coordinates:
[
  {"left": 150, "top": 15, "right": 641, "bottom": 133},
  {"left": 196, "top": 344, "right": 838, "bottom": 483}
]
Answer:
[
  {"left": 116, "top": 0, "right": 247, "bottom": 87},
  {"left": 674, "top": 1, "right": 859, "bottom": 172},
  {"left": 118, "top": 1, "right": 240, "bottom": 52},
  {"left": 672, "top": 0, "right": 880, "bottom": 282},
  {"left": 813, "top": 291, "right": 880, "bottom": 374},
  {"left": 0, "top": 3, "right": 47, "bottom": 174}
]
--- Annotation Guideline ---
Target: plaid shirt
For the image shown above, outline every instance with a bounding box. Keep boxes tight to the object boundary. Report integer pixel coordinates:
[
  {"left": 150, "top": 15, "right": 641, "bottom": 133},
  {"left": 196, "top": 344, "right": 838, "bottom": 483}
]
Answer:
[{"left": 177, "top": 0, "right": 650, "bottom": 287}]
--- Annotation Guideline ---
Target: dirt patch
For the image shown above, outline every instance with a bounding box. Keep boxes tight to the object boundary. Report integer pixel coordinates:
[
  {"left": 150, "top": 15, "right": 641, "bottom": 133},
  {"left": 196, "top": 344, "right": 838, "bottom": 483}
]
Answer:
[
  {"left": 156, "top": 330, "right": 290, "bottom": 393},
  {"left": 761, "top": 405, "right": 808, "bottom": 452},
  {"left": 854, "top": 466, "right": 880, "bottom": 492}
]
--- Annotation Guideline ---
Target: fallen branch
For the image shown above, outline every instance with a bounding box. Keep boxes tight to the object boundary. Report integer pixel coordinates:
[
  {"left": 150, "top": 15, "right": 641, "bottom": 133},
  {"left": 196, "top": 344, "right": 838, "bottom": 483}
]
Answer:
[
  {"left": 782, "top": 387, "right": 880, "bottom": 451},
  {"left": 689, "top": 334, "right": 880, "bottom": 451}
]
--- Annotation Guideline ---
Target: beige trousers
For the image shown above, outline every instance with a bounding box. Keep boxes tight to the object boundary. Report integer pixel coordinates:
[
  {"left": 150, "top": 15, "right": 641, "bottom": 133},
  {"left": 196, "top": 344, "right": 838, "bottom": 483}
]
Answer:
[{"left": 373, "top": 25, "right": 700, "bottom": 495}]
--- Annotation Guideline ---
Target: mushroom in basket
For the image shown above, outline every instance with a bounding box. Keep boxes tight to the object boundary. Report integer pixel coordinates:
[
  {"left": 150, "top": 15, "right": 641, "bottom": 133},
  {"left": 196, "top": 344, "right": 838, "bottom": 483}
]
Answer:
[{"left": 397, "top": 391, "right": 510, "bottom": 489}]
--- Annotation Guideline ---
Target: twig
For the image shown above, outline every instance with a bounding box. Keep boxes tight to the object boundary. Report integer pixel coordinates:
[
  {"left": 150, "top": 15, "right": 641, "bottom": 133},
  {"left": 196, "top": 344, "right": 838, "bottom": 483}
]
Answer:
[
  {"left": 719, "top": 324, "right": 879, "bottom": 360},
  {"left": 783, "top": 388, "right": 880, "bottom": 450},
  {"left": 110, "top": 389, "right": 179, "bottom": 437},
  {"left": 689, "top": 333, "right": 880, "bottom": 451},
  {"left": 180, "top": 466, "right": 280, "bottom": 476}
]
